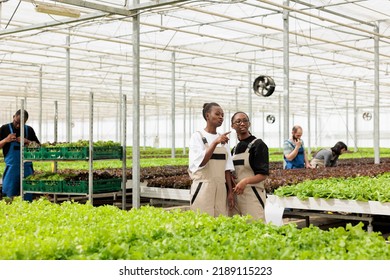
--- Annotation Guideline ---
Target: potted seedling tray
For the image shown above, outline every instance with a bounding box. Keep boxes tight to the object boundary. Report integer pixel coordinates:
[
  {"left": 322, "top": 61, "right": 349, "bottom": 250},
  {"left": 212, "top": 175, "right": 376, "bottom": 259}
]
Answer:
[
  {"left": 62, "top": 178, "right": 122, "bottom": 194},
  {"left": 61, "top": 146, "right": 123, "bottom": 160}
]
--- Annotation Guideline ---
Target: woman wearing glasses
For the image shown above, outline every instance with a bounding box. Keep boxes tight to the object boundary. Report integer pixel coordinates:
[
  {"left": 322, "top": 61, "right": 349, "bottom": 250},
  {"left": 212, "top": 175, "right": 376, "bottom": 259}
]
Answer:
[
  {"left": 188, "top": 102, "right": 235, "bottom": 217},
  {"left": 230, "top": 111, "right": 269, "bottom": 221}
]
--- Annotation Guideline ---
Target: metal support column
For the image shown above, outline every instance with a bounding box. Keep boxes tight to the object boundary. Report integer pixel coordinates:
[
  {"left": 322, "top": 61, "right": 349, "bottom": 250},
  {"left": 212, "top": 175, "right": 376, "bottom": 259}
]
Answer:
[
  {"left": 117, "top": 76, "right": 123, "bottom": 142},
  {"left": 121, "top": 94, "right": 127, "bottom": 210},
  {"left": 188, "top": 105, "right": 190, "bottom": 138},
  {"left": 143, "top": 101, "right": 146, "bottom": 151},
  {"left": 235, "top": 88, "right": 238, "bottom": 112},
  {"left": 315, "top": 97, "right": 318, "bottom": 148},
  {"left": 39, "top": 66, "right": 43, "bottom": 141},
  {"left": 346, "top": 101, "right": 349, "bottom": 146},
  {"left": 53, "top": 101, "right": 58, "bottom": 174},
  {"left": 307, "top": 74, "right": 311, "bottom": 155},
  {"left": 248, "top": 64, "right": 252, "bottom": 121},
  {"left": 283, "top": 0, "right": 290, "bottom": 142},
  {"left": 132, "top": 0, "right": 141, "bottom": 209},
  {"left": 20, "top": 100, "right": 25, "bottom": 200},
  {"left": 66, "top": 33, "right": 71, "bottom": 142},
  {"left": 374, "top": 23, "right": 380, "bottom": 164},
  {"left": 353, "top": 81, "right": 358, "bottom": 152},
  {"left": 183, "top": 85, "right": 186, "bottom": 155},
  {"left": 279, "top": 94, "right": 282, "bottom": 149},
  {"left": 88, "top": 92, "right": 94, "bottom": 204},
  {"left": 171, "top": 52, "right": 176, "bottom": 158},
  {"left": 262, "top": 109, "right": 265, "bottom": 140},
  {"left": 156, "top": 105, "right": 160, "bottom": 139}
]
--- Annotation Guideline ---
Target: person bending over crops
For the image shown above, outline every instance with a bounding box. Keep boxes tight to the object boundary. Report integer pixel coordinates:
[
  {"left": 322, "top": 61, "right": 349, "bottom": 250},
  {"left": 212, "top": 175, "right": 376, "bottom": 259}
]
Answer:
[
  {"left": 229, "top": 111, "right": 269, "bottom": 221},
  {"left": 188, "top": 102, "right": 234, "bottom": 217},
  {"left": 283, "top": 125, "right": 313, "bottom": 169},
  {"left": 310, "top": 141, "right": 348, "bottom": 168}
]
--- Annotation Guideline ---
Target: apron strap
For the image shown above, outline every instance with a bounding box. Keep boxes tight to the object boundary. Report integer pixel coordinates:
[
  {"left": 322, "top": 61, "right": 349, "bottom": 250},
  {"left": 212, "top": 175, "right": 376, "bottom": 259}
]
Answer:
[
  {"left": 8, "top": 123, "right": 13, "bottom": 134},
  {"left": 197, "top": 131, "right": 208, "bottom": 147},
  {"left": 247, "top": 138, "right": 258, "bottom": 151},
  {"left": 7, "top": 123, "right": 29, "bottom": 138},
  {"left": 233, "top": 138, "right": 257, "bottom": 156}
]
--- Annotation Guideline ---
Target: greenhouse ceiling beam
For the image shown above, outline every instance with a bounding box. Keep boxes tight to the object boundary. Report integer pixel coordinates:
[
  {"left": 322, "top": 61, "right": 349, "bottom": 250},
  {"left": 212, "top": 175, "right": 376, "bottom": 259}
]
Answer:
[
  {"left": 4, "top": 78, "right": 384, "bottom": 112},
  {"left": 257, "top": 0, "right": 387, "bottom": 39},
  {"left": 184, "top": 6, "right": 390, "bottom": 58},
  {"left": 5, "top": 64, "right": 385, "bottom": 104},
  {"left": 290, "top": 0, "right": 375, "bottom": 27},
  {"left": 2, "top": 34, "right": 386, "bottom": 99},
  {"left": 2, "top": 79, "right": 384, "bottom": 109},
  {"left": 3, "top": 46, "right": 389, "bottom": 94},
  {"left": 4, "top": 57, "right": 387, "bottom": 103},
  {"left": 0, "top": 12, "right": 107, "bottom": 37},
  {"left": 6, "top": 18, "right": 388, "bottom": 84},
  {"left": 49, "top": 0, "right": 188, "bottom": 15}
]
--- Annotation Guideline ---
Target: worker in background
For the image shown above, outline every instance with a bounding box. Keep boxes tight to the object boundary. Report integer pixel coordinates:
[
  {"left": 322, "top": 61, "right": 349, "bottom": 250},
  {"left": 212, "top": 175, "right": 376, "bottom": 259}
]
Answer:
[
  {"left": 0, "top": 109, "right": 40, "bottom": 201},
  {"left": 188, "top": 102, "right": 234, "bottom": 217},
  {"left": 310, "top": 141, "right": 348, "bottom": 168},
  {"left": 230, "top": 111, "right": 269, "bottom": 221},
  {"left": 283, "top": 125, "right": 313, "bottom": 169}
]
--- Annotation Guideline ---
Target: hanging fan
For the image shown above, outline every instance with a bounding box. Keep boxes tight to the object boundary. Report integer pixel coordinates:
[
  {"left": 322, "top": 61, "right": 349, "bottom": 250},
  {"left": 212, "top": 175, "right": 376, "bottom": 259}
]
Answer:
[
  {"left": 266, "top": 114, "right": 276, "bottom": 124},
  {"left": 362, "top": 112, "right": 372, "bottom": 121},
  {"left": 253, "top": 75, "right": 275, "bottom": 97}
]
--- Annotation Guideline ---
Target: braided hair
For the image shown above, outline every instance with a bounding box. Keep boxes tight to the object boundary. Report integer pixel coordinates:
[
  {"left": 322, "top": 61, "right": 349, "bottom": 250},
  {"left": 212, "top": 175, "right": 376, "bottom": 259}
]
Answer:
[{"left": 202, "top": 102, "right": 221, "bottom": 120}]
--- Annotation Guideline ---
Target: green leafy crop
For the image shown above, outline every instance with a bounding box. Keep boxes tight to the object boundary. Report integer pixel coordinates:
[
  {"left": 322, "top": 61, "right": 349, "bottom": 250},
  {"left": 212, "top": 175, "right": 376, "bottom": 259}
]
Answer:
[
  {"left": 274, "top": 173, "right": 390, "bottom": 202},
  {"left": 1, "top": 198, "right": 389, "bottom": 260}
]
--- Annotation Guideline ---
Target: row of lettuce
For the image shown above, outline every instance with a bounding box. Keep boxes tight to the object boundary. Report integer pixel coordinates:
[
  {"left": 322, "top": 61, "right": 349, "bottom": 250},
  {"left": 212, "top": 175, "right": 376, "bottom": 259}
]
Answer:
[
  {"left": 0, "top": 198, "right": 389, "bottom": 260},
  {"left": 274, "top": 172, "right": 390, "bottom": 202}
]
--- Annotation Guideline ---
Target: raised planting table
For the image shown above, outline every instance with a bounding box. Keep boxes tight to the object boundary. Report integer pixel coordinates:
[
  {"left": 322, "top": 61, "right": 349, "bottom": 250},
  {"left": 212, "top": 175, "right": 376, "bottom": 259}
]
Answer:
[{"left": 265, "top": 195, "right": 390, "bottom": 232}]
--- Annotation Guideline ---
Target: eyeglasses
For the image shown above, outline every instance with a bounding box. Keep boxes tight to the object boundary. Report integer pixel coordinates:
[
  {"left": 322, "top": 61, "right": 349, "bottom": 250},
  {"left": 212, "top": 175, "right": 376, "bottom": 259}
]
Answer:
[{"left": 233, "top": 119, "right": 249, "bottom": 125}]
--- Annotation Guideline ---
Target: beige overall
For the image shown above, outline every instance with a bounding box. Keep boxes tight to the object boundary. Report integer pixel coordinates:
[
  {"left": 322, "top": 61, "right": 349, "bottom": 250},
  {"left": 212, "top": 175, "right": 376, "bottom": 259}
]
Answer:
[
  {"left": 230, "top": 139, "right": 266, "bottom": 221},
  {"left": 310, "top": 158, "right": 325, "bottom": 168},
  {"left": 189, "top": 132, "right": 228, "bottom": 217}
]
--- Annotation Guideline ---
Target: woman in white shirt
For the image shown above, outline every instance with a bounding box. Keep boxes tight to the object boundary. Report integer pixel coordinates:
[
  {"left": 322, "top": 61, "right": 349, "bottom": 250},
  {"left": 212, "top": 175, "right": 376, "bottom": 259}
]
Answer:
[{"left": 188, "top": 102, "right": 234, "bottom": 217}]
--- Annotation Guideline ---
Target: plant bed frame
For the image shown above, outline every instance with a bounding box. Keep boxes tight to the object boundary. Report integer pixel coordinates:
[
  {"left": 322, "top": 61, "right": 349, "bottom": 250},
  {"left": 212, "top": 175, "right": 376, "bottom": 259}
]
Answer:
[{"left": 265, "top": 195, "right": 390, "bottom": 232}]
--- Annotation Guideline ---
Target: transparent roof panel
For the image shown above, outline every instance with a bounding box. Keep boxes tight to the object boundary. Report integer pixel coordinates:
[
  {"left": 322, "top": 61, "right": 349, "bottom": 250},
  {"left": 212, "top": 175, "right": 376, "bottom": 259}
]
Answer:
[{"left": 0, "top": 0, "right": 389, "bottom": 122}]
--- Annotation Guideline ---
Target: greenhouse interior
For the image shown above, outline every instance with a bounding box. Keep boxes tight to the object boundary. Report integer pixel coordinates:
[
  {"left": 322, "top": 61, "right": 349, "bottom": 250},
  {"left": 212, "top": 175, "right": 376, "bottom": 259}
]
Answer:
[{"left": 1, "top": 0, "right": 390, "bottom": 261}]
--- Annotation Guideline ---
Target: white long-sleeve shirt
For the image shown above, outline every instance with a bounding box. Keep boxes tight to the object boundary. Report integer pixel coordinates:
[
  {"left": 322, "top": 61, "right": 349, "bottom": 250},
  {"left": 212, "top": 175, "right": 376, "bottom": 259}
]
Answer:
[{"left": 188, "top": 129, "right": 234, "bottom": 174}]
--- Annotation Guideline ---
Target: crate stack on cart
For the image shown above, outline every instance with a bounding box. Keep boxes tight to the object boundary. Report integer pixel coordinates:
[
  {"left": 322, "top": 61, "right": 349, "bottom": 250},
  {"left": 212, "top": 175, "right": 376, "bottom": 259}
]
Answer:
[{"left": 22, "top": 141, "right": 124, "bottom": 199}]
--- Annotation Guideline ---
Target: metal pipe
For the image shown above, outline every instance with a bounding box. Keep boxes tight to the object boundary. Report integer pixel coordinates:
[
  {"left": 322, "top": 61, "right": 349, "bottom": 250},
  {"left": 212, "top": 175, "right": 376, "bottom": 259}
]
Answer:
[
  {"left": 278, "top": 94, "right": 281, "bottom": 149},
  {"left": 171, "top": 51, "right": 176, "bottom": 158},
  {"left": 235, "top": 88, "right": 238, "bottom": 112},
  {"left": 346, "top": 100, "right": 349, "bottom": 146},
  {"left": 39, "top": 66, "right": 43, "bottom": 141},
  {"left": 283, "top": 0, "right": 290, "bottom": 143},
  {"left": 143, "top": 101, "right": 146, "bottom": 151},
  {"left": 315, "top": 97, "right": 318, "bottom": 148},
  {"left": 307, "top": 74, "right": 311, "bottom": 156},
  {"left": 132, "top": 0, "right": 141, "bottom": 209},
  {"left": 183, "top": 85, "right": 186, "bottom": 155},
  {"left": 119, "top": 76, "right": 123, "bottom": 143},
  {"left": 374, "top": 23, "right": 380, "bottom": 164},
  {"left": 54, "top": 101, "right": 58, "bottom": 173},
  {"left": 20, "top": 100, "right": 25, "bottom": 200},
  {"left": 122, "top": 94, "right": 127, "bottom": 210},
  {"left": 257, "top": 0, "right": 385, "bottom": 38},
  {"left": 262, "top": 109, "right": 265, "bottom": 140},
  {"left": 290, "top": 0, "right": 375, "bottom": 27},
  {"left": 353, "top": 81, "right": 358, "bottom": 152},
  {"left": 66, "top": 33, "right": 71, "bottom": 142},
  {"left": 248, "top": 64, "right": 252, "bottom": 121},
  {"left": 88, "top": 91, "right": 93, "bottom": 204}
]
